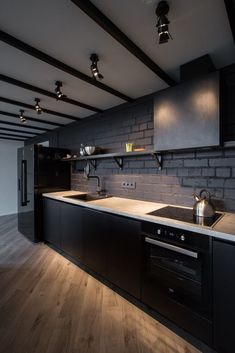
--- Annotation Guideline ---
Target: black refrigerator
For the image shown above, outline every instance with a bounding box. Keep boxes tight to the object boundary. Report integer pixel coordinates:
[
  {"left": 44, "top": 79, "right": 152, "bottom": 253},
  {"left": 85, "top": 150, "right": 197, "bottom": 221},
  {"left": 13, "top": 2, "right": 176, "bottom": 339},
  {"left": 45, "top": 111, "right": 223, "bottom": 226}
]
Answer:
[{"left": 17, "top": 144, "right": 70, "bottom": 242}]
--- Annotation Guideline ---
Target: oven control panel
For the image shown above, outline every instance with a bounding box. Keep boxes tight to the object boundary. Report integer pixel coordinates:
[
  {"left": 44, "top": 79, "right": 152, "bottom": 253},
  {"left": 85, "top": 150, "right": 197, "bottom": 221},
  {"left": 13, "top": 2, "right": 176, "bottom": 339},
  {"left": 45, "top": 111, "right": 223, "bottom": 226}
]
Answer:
[{"left": 141, "top": 222, "right": 210, "bottom": 250}]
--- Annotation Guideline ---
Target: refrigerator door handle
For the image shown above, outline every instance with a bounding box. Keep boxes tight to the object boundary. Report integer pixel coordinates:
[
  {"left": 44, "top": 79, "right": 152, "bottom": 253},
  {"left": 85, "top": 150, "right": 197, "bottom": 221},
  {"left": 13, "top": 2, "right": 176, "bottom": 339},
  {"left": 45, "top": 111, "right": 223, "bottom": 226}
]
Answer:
[{"left": 21, "top": 160, "right": 28, "bottom": 206}]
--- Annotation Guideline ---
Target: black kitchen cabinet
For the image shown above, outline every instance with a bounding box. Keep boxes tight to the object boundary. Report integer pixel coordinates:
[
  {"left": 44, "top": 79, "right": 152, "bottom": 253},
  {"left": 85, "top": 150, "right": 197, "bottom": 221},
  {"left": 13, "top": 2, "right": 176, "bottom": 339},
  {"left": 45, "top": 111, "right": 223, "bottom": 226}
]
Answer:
[
  {"left": 82, "top": 208, "right": 109, "bottom": 277},
  {"left": 82, "top": 208, "right": 141, "bottom": 298},
  {"left": 44, "top": 199, "right": 141, "bottom": 299},
  {"left": 213, "top": 239, "right": 235, "bottom": 353},
  {"left": 43, "top": 198, "right": 83, "bottom": 262},
  {"left": 43, "top": 198, "right": 61, "bottom": 249},
  {"left": 106, "top": 214, "right": 141, "bottom": 298},
  {"left": 60, "top": 202, "right": 83, "bottom": 262},
  {"left": 221, "top": 64, "right": 235, "bottom": 141}
]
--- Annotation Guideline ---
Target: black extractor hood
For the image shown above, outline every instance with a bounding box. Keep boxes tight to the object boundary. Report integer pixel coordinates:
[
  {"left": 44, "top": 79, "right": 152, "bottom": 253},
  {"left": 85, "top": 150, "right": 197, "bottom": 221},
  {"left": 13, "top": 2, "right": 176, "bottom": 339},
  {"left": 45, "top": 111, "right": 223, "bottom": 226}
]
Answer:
[{"left": 153, "top": 71, "right": 220, "bottom": 152}]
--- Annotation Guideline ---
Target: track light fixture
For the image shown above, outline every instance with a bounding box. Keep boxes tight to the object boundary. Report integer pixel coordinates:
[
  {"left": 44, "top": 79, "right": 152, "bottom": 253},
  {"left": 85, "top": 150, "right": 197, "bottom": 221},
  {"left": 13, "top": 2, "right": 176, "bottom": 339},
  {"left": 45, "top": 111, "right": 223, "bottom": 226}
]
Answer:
[
  {"left": 90, "top": 54, "right": 104, "bottom": 80},
  {"left": 19, "top": 109, "right": 27, "bottom": 124},
  {"left": 34, "top": 98, "right": 42, "bottom": 114},
  {"left": 55, "top": 81, "right": 66, "bottom": 100},
  {"left": 156, "top": 1, "right": 172, "bottom": 44}
]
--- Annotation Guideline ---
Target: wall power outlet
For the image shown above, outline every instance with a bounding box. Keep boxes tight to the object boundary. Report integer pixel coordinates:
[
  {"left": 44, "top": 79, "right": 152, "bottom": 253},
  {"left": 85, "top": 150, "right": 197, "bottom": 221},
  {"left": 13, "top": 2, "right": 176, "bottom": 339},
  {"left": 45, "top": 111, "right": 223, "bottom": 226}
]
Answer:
[{"left": 121, "top": 181, "right": 136, "bottom": 189}]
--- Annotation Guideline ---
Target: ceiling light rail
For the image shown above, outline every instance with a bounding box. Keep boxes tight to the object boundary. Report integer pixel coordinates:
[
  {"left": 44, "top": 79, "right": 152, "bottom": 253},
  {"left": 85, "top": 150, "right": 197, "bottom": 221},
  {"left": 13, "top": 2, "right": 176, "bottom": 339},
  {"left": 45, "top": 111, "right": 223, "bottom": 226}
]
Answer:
[
  {"left": 0, "top": 126, "right": 39, "bottom": 136},
  {"left": 0, "top": 74, "right": 102, "bottom": 113},
  {"left": 0, "top": 135, "right": 26, "bottom": 141},
  {"left": 0, "top": 119, "right": 49, "bottom": 131},
  {"left": 0, "top": 133, "right": 28, "bottom": 140},
  {"left": 71, "top": 0, "right": 176, "bottom": 86},
  {"left": 0, "top": 97, "right": 81, "bottom": 121},
  {"left": 0, "top": 110, "right": 64, "bottom": 127},
  {"left": 0, "top": 30, "right": 132, "bottom": 102}
]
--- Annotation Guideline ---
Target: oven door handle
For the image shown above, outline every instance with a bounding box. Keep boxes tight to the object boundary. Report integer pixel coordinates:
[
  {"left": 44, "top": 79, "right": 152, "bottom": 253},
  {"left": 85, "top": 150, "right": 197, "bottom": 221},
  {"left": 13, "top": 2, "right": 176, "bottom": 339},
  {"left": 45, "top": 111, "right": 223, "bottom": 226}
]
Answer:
[{"left": 145, "top": 237, "right": 198, "bottom": 259}]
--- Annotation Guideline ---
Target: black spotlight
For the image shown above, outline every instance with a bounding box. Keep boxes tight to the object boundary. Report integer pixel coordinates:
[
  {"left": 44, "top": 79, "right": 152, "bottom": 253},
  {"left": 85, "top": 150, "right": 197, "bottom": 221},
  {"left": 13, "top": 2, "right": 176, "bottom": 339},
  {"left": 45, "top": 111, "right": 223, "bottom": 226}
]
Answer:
[
  {"left": 34, "top": 98, "right": 42, "bottom": 114},
  {"left": 19, "top": 109, "right": 27, "bottom": 124},
  {"left": 90, "top": 54, "right": 104, "bottom": 80},
  {"left": 156, "top": 1, "right": 172, "bottom": 44},
  {"left": 55, "top": 81, "right": 66, "bottom": 100}
]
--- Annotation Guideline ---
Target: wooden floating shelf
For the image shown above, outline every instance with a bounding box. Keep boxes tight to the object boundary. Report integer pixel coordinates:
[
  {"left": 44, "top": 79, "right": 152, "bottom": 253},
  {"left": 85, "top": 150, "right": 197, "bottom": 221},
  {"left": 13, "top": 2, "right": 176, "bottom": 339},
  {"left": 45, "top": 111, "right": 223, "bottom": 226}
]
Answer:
[{"left": 62, "top": 150, "right": 162, "bottom": 170}]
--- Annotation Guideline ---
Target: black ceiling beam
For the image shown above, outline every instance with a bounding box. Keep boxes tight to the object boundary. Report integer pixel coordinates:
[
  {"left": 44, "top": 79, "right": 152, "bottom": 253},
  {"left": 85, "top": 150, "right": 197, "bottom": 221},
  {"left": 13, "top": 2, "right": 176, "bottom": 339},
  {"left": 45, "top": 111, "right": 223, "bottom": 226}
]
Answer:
[
  {"left": 0, "top": 30, "right": 132, "bottom": 102},
  {"left": 71, "top": 0, "right": 176, "bottom": 87},
  {"left": 0, "top": 119, "right": 50, "bottom": 132},
  {"left": 0, "top": 110, "right": 64, "bottom": 127},
  {"left": 224, "top": 0, "right": 235, "bottom": 42},
  {"left": 0, "top": 73, "right": 102, "bottom": 113},
  {"left": 0, "top": 97, "right": 81, "bottom": 121},
  {"left": 0, "top": 135, "right": 26, "bottom": 141},
  {"left": 0, "top": 126, "right": 39, "bottom": 135},
  {"left": 0, "top": 132, "right": 30, "bottom": 139}
]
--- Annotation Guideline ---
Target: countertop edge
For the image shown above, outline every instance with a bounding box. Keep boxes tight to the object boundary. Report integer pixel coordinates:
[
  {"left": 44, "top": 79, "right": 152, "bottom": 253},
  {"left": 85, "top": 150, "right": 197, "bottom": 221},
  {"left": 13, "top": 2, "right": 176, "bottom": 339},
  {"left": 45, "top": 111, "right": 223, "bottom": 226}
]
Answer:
[{"left": 43, "top": 191, "right": 235, "bottom": 243}]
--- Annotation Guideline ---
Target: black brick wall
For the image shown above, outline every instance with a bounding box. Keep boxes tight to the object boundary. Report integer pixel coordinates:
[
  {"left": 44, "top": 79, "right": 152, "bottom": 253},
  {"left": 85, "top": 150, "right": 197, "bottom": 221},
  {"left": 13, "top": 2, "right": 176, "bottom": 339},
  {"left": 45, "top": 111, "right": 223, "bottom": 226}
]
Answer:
[{"left": 27, "top": 94, "right": 235, "bottom": 212}]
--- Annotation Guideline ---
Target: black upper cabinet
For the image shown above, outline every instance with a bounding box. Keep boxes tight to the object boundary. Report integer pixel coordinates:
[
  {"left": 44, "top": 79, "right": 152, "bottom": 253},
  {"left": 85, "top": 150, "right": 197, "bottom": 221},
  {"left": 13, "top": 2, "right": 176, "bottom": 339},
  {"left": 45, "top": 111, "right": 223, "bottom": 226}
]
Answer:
[
  {"left": 60, "top": 202, "right": 83, "bottom": 262},
  {"left": 43, "top": 198, "right": 61, "bottom": 249},
  {"left": 106, "top": 214, "right": 141, "bottom": 298},
  {"left": 220, "top": 64, "right": 235, "bottom": 142},
  {"left": 213, "top": 239, "right": 235, "bottom": 353},
  {"left": 154, "top": 71, "right": 220, "bottom": 151}
]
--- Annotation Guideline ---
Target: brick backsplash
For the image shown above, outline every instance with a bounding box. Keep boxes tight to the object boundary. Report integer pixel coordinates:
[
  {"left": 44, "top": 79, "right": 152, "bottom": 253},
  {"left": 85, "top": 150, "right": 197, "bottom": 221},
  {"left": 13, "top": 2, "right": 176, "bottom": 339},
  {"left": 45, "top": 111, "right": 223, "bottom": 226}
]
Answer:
[{"left": 27, "top": 95, "right": 235, "bottom": 212}]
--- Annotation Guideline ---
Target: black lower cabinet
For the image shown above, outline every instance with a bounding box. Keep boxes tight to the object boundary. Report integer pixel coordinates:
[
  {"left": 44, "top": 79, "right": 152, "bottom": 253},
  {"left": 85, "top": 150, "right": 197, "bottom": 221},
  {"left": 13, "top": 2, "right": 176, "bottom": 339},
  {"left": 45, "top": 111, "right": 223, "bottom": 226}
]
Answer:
[
  {"left": 106, "top": 214, "right": 141, "bottom": 298},
  {"left": 43, "top": 198, "right": 61, "bottom": 249},
  {"left": 213, "top": 239, "right": 235, "bottom": 353},
  {"left": 82, "top": 208, "right": 141, "bottom": 298},
  {"left": 82, "top": 208, "right": 108, "bottom": 277},
  {"left": 60, "top": 203, "right": 83, "bottom": 262},
  {"left": 43, "top": 198, "right": 83, "bottom": 262}
]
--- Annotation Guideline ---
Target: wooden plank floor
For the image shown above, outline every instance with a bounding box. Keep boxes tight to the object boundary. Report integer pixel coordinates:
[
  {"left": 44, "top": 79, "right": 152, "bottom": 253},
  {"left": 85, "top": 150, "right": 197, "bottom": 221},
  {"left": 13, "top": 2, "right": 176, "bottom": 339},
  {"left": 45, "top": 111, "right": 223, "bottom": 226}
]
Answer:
[{"left": 0, "top": 214, "right": 201, "bottom": 353}]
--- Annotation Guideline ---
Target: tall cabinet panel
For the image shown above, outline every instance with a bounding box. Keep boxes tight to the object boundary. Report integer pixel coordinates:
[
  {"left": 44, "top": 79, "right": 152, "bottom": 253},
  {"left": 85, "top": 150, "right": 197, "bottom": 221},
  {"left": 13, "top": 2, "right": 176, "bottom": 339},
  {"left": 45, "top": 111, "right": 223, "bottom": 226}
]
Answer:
[
  {"left": 106, "top": 214, "right": 141, "bottom": 298},
  {"left": 213, "top": 239, "right": 235, "bottom": 353},
  {"left": 43, "top": 198, "right": 61, "bottom": 249},
  {"left": 82, "top": 208, "right": 108, "bottom": 277}
]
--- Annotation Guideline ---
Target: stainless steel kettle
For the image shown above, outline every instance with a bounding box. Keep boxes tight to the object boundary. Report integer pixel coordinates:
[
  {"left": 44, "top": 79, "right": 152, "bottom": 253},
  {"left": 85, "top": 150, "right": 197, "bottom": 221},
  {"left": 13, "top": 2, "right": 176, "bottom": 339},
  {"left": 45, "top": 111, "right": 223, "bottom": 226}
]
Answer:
[{"left": 193, "top": 189, "right": 215, "bottom": 218}]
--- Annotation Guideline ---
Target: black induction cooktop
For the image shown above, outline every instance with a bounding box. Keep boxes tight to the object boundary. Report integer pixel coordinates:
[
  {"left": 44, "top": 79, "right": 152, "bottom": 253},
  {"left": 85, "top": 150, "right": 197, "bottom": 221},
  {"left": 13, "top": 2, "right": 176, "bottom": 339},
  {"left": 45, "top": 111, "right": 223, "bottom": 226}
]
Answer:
[{"left": 147, "top": 206, "right": 223, "bottom": 227}]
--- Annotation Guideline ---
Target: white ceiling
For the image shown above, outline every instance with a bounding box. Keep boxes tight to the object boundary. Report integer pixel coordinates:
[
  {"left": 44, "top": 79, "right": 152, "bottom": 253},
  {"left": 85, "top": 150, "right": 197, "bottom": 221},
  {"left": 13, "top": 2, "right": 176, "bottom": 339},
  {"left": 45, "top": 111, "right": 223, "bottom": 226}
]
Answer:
[{"left": 0, "top": 0, "right": 234, "bottom": 140}]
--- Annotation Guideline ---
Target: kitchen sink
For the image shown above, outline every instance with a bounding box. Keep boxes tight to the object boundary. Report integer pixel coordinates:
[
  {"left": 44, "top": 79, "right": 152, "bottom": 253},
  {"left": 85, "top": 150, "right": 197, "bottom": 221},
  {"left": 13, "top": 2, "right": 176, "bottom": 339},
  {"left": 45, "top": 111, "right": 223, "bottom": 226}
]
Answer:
[{"left": 63, "top": 193, "right": 112, "bottom": 202}]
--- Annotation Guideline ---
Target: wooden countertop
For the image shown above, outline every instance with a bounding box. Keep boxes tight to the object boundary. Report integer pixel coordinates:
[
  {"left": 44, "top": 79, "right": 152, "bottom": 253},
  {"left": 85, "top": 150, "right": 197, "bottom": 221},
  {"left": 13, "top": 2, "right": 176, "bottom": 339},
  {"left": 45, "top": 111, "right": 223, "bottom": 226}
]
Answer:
[{"left": 43, "top": 190, "right": 235, "bottom": 242}]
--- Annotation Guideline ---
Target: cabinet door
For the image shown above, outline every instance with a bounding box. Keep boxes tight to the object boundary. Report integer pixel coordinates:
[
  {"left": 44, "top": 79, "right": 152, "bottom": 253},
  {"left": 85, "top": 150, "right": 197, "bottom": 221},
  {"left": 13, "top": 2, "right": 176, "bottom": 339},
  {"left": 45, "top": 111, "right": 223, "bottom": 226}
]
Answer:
[
  {"left": 43, "top": 198, "right": 61, "bottom": 248},
  {"left": 60, "top": 202, "right": 83, "bottom": 262},
  {"left": 82, "top": 208, "right": 108, "bottom": 277},
  {"left": 221, "top": 64, "right": 235, "bottom": 141},
  {"left": 106, "top": 214, "right": 141, "bottom": 299},
  {"left": 213, "top": 239, "right": 235, "bottom": 353}
]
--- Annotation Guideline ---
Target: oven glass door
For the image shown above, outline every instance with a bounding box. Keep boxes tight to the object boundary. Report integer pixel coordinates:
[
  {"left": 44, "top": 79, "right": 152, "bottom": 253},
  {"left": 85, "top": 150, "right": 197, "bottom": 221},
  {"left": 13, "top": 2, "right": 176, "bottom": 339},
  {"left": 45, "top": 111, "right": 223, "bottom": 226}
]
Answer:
[
  {"left": 143, "top": 237, "right": 209, "bottom": 316},
  {"left": 146, "top": 237, "right": 201, "bottom": 283}
]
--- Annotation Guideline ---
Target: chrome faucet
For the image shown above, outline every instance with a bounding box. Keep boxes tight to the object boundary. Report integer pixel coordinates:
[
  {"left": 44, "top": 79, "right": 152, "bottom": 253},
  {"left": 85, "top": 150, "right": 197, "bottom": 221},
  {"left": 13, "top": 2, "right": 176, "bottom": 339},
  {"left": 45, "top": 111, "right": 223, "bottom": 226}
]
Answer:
[
  {"left": 87, "top": 175, "right": 102, "bottom": 194},
  {"left": 84, "top": 163, "right": 103, "bottom": 194}
]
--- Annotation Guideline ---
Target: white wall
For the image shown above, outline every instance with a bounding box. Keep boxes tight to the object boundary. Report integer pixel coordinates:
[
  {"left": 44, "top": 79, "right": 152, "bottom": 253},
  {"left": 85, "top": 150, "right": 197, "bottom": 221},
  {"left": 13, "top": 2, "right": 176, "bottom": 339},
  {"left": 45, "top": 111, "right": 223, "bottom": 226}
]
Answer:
[{"left": 0, "top": 139, "right": 24, "bottom": 216}]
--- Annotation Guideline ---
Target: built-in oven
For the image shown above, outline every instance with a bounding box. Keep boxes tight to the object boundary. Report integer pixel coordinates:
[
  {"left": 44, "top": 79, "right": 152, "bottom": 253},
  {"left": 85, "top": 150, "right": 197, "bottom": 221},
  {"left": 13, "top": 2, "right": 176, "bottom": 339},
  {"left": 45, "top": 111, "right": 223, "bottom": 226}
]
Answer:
[{"left": 141, "top": 221, "right": 213, "bottom": 346}]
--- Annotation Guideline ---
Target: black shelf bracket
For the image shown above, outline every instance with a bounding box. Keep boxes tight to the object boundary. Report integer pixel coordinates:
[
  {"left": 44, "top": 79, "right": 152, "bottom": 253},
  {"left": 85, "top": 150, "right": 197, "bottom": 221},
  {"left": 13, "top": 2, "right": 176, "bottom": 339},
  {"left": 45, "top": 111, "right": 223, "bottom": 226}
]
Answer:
[
  {"left": 151, "top": 153, "right": 162, "bottom": 170},
  {"left": 113, "top": 157, "right": 123, "bottom": 169}
]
